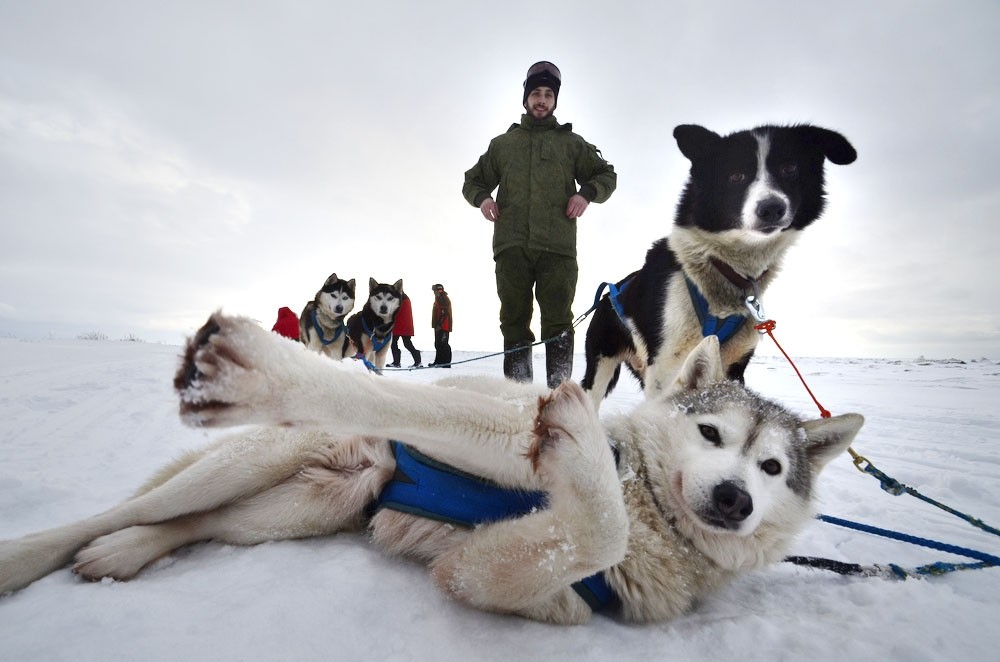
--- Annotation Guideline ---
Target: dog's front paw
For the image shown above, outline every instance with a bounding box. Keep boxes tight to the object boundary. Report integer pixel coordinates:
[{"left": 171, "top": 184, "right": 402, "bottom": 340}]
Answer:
[
  {"left": 528, "top": 381, "right": 612, "bottom": 489},
  {"left": 527, "top": 381, "right": 629, "bottom": 569},
  {"left": 174, "top": 312, "right": 272, "bottom": 426}
]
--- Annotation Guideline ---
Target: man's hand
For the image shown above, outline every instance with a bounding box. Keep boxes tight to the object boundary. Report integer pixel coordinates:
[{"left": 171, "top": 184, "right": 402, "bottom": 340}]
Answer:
[
  {"left": 480, "top": 198, "right": 500, "bottom": 222},
  {"left": 566, "top": 194, "right": 589, "bottom": 219}
]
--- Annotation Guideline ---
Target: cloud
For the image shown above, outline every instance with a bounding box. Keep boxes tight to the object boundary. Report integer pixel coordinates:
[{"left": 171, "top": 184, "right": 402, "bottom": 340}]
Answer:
[{"left": 1, "top": 1, "right": 999, "bottom": 358}]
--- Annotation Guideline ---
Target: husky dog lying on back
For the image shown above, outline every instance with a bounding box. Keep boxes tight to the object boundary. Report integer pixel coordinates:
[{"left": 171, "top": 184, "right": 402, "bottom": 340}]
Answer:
[
  {"left": 0, "top": 313, "right": 863, "bottom": 624},
  {"left": 299, "top": 273, "right": 356, "bottom": 359}
]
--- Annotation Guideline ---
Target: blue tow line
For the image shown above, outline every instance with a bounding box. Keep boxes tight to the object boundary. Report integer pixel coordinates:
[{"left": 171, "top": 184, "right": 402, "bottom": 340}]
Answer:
[{"left": 791, "top": 455, "right": 1000, "bottom": 578}]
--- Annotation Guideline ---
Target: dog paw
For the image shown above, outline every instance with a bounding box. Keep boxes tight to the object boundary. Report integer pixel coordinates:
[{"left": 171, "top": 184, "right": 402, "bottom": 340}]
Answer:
[
  {"left": 527, "top": 381, "right": 611, "bottom": 488},
  {"left": 72, "top": 527, "right": 174, "bottom": 581},
  {"left": 174, "top": 312, "right": 273, "bottom": 426}
]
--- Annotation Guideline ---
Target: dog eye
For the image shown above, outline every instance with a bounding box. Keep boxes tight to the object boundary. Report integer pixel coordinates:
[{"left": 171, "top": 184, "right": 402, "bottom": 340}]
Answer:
[
  {"left": 728, "top": 172, "right": 746, "bottom": 184},
  {"left": 780, "top": 163, "right": 798, "bottom": 177},
  {"left": 698, "top": 424, "right": 721, "bottom": 445},
  {"left": 761, "top": 459, "right": 782, "bottom": 476}
]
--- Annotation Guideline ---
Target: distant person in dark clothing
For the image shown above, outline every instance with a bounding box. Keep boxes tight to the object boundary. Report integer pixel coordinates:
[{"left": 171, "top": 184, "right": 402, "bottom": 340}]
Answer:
[
  {"left": 429, "top": 284, "right": 452, "bottom": 368},
  {"left": 387, "top": 292, "right": 421, "bottom": 368}
]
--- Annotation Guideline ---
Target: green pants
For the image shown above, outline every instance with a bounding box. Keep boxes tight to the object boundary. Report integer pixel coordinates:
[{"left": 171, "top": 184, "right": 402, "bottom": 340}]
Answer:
[{"left": 494, "top": 247, "right": 578, "bottom": 348}]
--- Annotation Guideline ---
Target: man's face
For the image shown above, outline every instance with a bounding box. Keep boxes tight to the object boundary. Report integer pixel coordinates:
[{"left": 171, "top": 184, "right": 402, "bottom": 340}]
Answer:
[{"left": 525, "top": 86, "right": 556, "bottom": 119}]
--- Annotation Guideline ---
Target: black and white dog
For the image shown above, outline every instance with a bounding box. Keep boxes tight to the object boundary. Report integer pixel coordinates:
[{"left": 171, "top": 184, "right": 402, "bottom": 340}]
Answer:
[
  {"left": 347, "top": 278, "right": 403, "bottom": 371},
  {"left": 581, "top": 124, "right": 857, "bottom": 409},
  {"left": 299, "top": 273, "right": 356, "bottom": 359}
]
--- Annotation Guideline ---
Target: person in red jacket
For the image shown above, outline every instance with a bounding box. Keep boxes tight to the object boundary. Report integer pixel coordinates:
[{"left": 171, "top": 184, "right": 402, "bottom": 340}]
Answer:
[
  {"left": 429, "top": 283, "right": 452, "bottom": 368},
  {"left": 271, "top": 306, "right": 300, "bottom": 340},
  {"left": 387, "top": 292, "right": 421, "bottom": 368}
]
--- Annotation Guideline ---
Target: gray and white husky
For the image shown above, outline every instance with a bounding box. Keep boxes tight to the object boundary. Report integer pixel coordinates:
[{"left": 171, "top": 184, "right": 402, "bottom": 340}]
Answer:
[
  {"left": 0, "top": 313, "right": 863, "bottom": 624},
  {"left": 299, "top": 272, "right": 356, "bottom": 359}
]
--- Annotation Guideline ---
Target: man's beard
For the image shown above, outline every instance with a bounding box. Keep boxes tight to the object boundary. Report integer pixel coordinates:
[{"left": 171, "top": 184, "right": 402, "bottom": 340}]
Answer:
[{"left": 529, "top": 105, "right": 553, "bottom": 119}]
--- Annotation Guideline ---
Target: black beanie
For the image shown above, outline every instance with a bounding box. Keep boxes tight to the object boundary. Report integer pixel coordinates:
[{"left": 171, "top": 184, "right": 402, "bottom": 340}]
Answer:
[{"left": 522, "top": 61, "right": 561, "bottom": 109}]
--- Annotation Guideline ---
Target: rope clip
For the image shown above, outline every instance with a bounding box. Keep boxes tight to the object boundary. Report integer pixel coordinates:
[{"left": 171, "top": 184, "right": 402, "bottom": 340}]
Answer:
[{"left": 744, "top": 280, "right": 768, "bottom": 330}]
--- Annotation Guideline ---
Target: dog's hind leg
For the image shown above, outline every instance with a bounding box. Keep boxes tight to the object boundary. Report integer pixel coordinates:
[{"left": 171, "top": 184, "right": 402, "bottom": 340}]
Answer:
[
  {"left": 581, "top": 302, "right": 635, "bottom": 411},
  {"left": 428, "top": 382, "right": 628, "bottom": 624},
  {"left": 0, "top": 427, "right": 331, "bottom": 594},
  {"left": 581, "top": 355, "right": 623, "bottom": 411},
  {"left": 73, "top": 435, "right": 392, "bottom": 581}
]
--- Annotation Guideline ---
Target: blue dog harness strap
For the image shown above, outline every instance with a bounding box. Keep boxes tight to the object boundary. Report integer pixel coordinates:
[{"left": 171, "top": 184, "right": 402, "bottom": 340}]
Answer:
[
  {"left": 374, "top": 441, "right": 618, "bottom": 611},
  {"left": 684, "top": 277, "right": 747, "bottom": 344},
  {"left": 362, "top": 318, "right": 393, "bottom": 353},
  {"left": 590, "top": 277, "right": 633, "bottom": 323},
  {"left": 572, "top": 572, "right": 617, "bottom": 611},
  {"left": 311, "top": 309, "right": 346, "bottom": 346},
  {"left": 377, "top": 442, "right": 548, "bottom": 526}
]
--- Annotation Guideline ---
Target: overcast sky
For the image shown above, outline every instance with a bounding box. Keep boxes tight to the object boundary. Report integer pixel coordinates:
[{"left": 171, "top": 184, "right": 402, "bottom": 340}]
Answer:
[{"left": 1, "top": 1, "right": 998, "bottom": 359}]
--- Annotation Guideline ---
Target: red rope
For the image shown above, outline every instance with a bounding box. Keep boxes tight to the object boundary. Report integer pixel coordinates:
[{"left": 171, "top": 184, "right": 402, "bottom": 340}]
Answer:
[{"left": 755, "top": 320, "right": 831, "bottom": 418}]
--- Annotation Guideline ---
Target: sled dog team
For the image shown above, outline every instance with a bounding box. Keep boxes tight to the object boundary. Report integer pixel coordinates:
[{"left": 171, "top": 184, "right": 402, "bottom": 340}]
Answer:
[
  {"left": 299, "top": 274, "right": 403, "bottom": 371},
  {"left": 0, "top": 121, "right": 862, "bottom": 625}
]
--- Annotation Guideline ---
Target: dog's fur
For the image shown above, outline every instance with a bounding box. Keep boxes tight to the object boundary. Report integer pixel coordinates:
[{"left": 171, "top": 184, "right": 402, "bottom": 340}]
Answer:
[
  {"left": 346, "top": 278, "right": 403, "bottom": 371},
  {"left": 299, "top": 272, "right": 356, "bottom": 359},
  {"left": 0, "top": 313, "right": 863, "bottom": 624},
  {"left": 582, "top": 124, "right": 857, "bottom": 410}
]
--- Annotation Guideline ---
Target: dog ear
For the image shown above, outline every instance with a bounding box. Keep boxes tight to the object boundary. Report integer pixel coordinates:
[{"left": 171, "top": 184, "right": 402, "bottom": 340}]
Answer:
[
  {"left": 347, "top": 278, "right": 355, "bottom": 292},
  {"left": 369, "top": 277, "right": 378, "bottom": 292},
  {"left": 795, "top": 126, "right": 858, "bottom": 165},
  {"left": 801, "top": 413, "right": 865, "bottom": 471},
  {"left": 323, "top": 273, "right": 338, "bottom": 286},
  {"left": 673, "top": 124, "right": 722, "bottom": 162},
  {"left": 394, "top": 279, "right": 403, "bottom": 294},
  {"left": 671, "top": 335, "right": 724, "bottom": 392}
]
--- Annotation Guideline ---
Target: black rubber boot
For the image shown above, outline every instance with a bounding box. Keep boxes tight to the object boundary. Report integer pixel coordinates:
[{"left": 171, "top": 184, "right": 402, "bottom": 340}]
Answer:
[
  {"left": 503, "top": 344, "right": 533, "bottom": 383},
  {"left": 545, "top": 332, "right": 574, "bottom": 389}
]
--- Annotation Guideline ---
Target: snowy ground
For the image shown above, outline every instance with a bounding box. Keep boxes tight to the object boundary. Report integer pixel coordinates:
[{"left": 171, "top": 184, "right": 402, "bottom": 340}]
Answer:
[{"left": 1, "top": 334, "right": 998, "bottom": 661}]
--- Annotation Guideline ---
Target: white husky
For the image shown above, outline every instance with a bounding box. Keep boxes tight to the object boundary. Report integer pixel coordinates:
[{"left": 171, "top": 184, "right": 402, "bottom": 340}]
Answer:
[{"left": 0, "top": 313, "right": 863, "bottom": 624}]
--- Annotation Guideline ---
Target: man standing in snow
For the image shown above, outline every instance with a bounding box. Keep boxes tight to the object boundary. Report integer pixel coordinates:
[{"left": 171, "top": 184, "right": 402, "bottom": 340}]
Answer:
[
  {"left": 462, "top": 61, "right": 616, "bottom": 387},
  {"left": 429, "top": 283, "right": 452, "bottom": 368}
]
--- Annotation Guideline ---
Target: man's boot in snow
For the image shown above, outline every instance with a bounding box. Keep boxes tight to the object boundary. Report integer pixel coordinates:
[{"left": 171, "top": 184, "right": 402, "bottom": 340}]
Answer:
[
  {"left": 503, "top": 344, "right": 533, "bottom": 383},
  {"left": 545, "top": 332, "right": 574, "bottom": 389}
]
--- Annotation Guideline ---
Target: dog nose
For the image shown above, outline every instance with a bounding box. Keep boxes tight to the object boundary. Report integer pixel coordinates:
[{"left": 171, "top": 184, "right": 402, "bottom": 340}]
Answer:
[
  {"left": 755, "top": 197, "right": 788, "bottom": 232},
  {"left": 712, "top": 481, "right": 753, "bottom": 522}
]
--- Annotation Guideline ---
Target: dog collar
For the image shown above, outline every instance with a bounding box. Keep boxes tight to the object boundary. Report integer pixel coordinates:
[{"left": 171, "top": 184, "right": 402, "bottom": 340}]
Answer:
[{"left": 709, "top": 257, "right": 767, "bottom": 292}]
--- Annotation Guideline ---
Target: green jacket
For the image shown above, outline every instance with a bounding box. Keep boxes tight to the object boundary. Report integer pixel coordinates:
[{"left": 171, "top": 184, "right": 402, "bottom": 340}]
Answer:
[{"left": 463, "top": 114, "right": 617, "bottom": 259}]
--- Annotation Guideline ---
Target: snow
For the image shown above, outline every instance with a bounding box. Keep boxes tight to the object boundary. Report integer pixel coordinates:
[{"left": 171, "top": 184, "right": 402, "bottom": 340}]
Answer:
[{"left": 1, "top": 336, "right": 998, "bottom": 661}]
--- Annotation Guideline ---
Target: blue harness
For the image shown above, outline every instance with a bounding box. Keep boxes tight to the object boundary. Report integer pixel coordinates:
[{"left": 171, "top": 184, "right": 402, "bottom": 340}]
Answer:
[
  {"left": 374, "top": 441, "right": 618, "bottom": 611},
  {"left": 684, "top": 277, "right": 747, "bottom": 344},
  {"left": 311, "top": 309, "right": 346, "bottom": 346},
  {"left": 361, "top": 318, "right": 393, "bottom": 353},
  {"left": 590, "top": 278, "right": 631, "bottom": 320}
]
